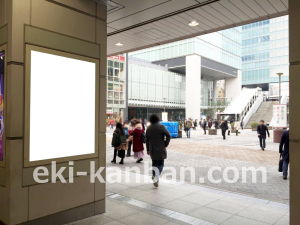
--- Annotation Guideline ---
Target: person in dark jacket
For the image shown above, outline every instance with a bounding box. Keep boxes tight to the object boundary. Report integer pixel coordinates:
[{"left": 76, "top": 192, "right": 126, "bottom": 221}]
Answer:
[
  {"left": 257, "top": 120, "right": 270, "bottom": 151},
  {"left": 203, "top": 119, "right": 207, "bottom": 135},
  {"left": 146, "top": 114, "right": 171, "bottom": 187},
  {"left": 220, "top": 120, "right": 228, "bottom": 140},
  {"left": 279, "top": 130, "right": 289, "bottom": 180},
  {"left": 193, "top": 120, "right": 198, "bottom": 130},
  {"left": 111, "top": 122, "right": 126, "bottom": 164},
  {"left": 199, "top": 119, "right": 202, "bottom": 127},
  {"left": 214, "top": 119, "right": 218, "bottom": 129},
  {"left": 183, "top": 119, "right": 187, "bottom": 134}
]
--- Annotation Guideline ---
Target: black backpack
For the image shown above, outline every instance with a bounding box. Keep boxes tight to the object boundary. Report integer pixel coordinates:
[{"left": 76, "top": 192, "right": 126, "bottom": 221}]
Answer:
[{"left": 141, "top": 132, "right": 146, "bottom": 143}]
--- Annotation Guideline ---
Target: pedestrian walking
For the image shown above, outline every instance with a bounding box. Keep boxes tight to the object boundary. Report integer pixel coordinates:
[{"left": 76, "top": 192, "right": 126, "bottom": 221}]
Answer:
[
  {"left": 220, "top": 120, "right": 228, "bottom": 140},
  {"left": 146, "top": 114, "right": 171, "bottom": 187},
  {"left": 257, "top": 120, "right": 270, "bottom": 151},
  {"left": 241, "top": 119, "right": 244, "bottom": 130},
  {"left": 185, "top": 118, "right": 193, "bottom": 138},
  {"left": 124, "top": 121, "right": 132, "bottom": 157},
  {"left": 140, "top": 119, "right": 146, "bottom": 130},
  {"left": 203, "top": 119, "right": 207, "bottom": 135},
  {"left": 111, "top": 122, "right": 126, "bottom": 164},
  {"left": 234, "top": 121, "right": 241, "bottom": 136},
  {"left": 227, "top": 119, "right": 232, "bottom": 135},
  {"left": 214, "top": 119, "right": 219, "bottom": 129},
  {"left": 129, "top": 119, "right": 145, "bottom": 163},
  {"left": 110, "top": 118, "right": 114, "bottom": 130},
  {"left": 279, "top": 130, "right": 289, "bottom": 180},
  {"left": 193, "top": 120, "right": 198, "bottom": 130},
  {"left": 183, "top": 119, "right": 187, "bottom": 136},
  {"left": 199, "top": 119, "right": 202, "bottom": 127},
  {"left": 208, "top": 120, "right": 212, "bottom": 129}
]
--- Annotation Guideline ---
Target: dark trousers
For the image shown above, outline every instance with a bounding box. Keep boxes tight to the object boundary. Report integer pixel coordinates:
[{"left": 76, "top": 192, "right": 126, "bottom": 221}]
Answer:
[
  {"left": 259, "top": 135, "right": 266, "bottom": 148},
  {"left": 152, "top": 159, "right": 164, "bottom": 180},
  {"left": 203, "top": 127, "right": 206, "bottom": 134},
  {"left": 113, "top": 149, "right": 124, "bottom": 162},
  {"left": 222, "top": 130, "right": 226, "bottom": 139},
  {"left": 127, "top": 141, "right": 132, "bottom": 156},
  {"left": 283, "top": 159, "right": 289, "bottom": 177}
]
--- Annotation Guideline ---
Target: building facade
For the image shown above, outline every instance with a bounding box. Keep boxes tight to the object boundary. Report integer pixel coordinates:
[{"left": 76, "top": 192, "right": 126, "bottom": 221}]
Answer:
[
  {"left": 126, "top": 27, "right": 242, "bottom": 120},
  {"left": 241, "top": 16, "right": 289, "bottom": 96},
  {"left": 106, "top": 15, "right": 290, "bottom": 121},
  {"left": 106, "top": 55, "right": 126, "bottom": 124}
]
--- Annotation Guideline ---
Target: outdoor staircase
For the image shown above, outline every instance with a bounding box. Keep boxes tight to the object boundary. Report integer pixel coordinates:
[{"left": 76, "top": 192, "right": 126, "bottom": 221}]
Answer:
[{"left": 245, "top": 101, "right": 279, "bottom": 129}]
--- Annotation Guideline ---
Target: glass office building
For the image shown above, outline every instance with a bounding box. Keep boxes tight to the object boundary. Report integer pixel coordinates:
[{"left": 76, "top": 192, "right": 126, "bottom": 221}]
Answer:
[
  {"left": 129, "top": 28, "right": 242, "bottom": 69},
  {"left": 126, "top": 28, "right": 242, "bottom": 120},
  {"left": 106, "top": 16, "right": 290, "bottom": 121},
  {"left": 241, "top": 15, "right": 289, "bottom": 96}
]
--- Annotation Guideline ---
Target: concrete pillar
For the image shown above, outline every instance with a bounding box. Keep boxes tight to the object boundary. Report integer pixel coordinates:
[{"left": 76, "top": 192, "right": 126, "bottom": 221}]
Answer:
[
  {"left": 213, "top": 80, "right": 218, "bottom": 101},
  {"left": 0, "top": 1, "right": 107, "bottom": 224},
  {"left": 185, "top": 54, "right": 201, "bottom": 120},
  {"left": 123, "top": 53, "right": 129, "bottom": 121},
  {"left": 225, "top": 70, "right": 242, "bottom": 101},
  {"left": 289, "top": 1, "right": 300, "bottom": 224}
]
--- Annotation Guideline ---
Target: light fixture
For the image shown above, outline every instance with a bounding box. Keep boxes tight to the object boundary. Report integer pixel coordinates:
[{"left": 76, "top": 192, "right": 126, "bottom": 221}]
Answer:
[
  {"left": 115, "top": 42, "right": 124, "bottom": 46},
  {"left": 189, "top": 21, "right": 199, "bottom": 26},
  {"left": 0, "top": 56, "right": 2, "bottom": 60}
]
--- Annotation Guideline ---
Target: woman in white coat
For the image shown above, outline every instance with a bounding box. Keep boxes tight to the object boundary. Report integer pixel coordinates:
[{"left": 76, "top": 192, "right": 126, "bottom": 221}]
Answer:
[{"left": 234, "top": 121, "right": 241, "bottom": 136}]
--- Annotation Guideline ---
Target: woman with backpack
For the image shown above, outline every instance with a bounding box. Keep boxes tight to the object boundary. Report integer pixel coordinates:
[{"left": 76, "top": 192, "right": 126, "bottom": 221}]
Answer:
[
  {"left": 129, "top": 119, "right": 145, "bottom": 163},
  {"left": 111, "top": 122, "right": 127, "bottom": 164}
]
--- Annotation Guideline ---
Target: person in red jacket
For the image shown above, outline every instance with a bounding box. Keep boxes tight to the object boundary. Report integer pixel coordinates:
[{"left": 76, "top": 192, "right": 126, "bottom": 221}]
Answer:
[{"left": 129, "top": 119, "right": 145, "bottom": 163}]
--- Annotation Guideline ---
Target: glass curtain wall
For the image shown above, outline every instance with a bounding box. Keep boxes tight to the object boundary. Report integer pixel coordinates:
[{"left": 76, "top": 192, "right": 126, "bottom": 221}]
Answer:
[
  {"left": 128, "top": 63, "right": 185, "bottom": 107},
  {"left": 242, "top": 16, "right": 289, "bottom": 86},
  {"left": 129, "top": 28, "right": 242, "bottom": 70}
]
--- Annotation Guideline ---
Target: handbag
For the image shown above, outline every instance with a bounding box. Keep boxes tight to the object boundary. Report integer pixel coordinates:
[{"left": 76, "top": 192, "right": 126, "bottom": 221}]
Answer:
[
  {"left": 141, "top": 132, "right": 146, "bottom": 144},
  {"left": 278, "top": 154, "right": 283, "bottom": 172}
]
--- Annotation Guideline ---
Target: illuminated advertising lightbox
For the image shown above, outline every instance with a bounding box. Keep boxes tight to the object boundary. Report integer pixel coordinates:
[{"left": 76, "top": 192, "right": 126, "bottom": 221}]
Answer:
[
  {"left": 28, "top": 49, "right": 97, "bottom": 163},
  {"left": 0, "top": 51, "right": 4, "bottom": 163}
]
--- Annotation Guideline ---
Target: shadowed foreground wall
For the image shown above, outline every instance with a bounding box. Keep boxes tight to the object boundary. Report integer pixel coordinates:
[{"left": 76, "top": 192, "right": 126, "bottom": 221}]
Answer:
[{"left": 0, "top": 1, "right": 107, "bottom": 224}]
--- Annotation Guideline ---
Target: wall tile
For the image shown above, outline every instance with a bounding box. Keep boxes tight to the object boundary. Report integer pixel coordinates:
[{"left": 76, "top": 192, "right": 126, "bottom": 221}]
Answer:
[
  {"left": 54, "top": 0, "right": 96, "bottom": 16},
  {"left": 6, "top": 64, "right": 24, "bottom": 138},
  {"left": 29, "top": 176, "right": 94, "bottom": 220},
  {"left": 10, "top": 0, "right": 31, "bottom": 62},
  {"left": 7, "top": 139, "right": 29, "bottom": 224},
  {"left": 31, "top": 0, "right": 96, "bottom": 43}
]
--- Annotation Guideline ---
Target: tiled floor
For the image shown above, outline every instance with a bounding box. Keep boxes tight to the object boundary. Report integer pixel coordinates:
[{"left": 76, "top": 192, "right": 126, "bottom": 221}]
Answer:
[
  {"left": 68, "top": 128, "right": 289, "bottom": 225},
  {"left": 69, "top": 170, "right": 289, "bottom": 225},
  {"left": 106, "top": 128, "right": 289, "bottom": 203}
]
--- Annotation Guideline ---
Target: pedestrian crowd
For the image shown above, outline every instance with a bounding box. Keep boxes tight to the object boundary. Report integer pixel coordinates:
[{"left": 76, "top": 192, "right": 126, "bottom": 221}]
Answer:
[
  {"left": 111, "top": 115, "right": 289, "bottom": 188},
  {"left": 111, "top": 115, "right": 171, "bottom": 187}
]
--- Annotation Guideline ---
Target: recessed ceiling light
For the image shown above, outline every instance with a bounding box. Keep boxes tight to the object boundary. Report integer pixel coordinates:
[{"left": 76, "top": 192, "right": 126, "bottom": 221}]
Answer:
[
  {"left": 115, "top": 42, "right": 124, "bottom": 46},
  {"left": 189, "top": 21, "right": 199, "bottom": 26}
]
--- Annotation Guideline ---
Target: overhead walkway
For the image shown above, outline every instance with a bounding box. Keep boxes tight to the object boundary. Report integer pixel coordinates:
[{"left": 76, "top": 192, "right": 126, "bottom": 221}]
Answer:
[{"left": 220, "top": 88, "right": 263, "bottom": 127}]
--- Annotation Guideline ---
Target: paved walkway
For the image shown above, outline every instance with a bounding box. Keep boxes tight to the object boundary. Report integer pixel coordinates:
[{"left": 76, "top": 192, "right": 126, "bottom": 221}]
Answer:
[
  {"left": 106, "top": 128, "right": 289, "bottom": 204},
  {"left": 68, "top": 128, "right": 289, "bottom": 225},
  {"left": 69, "top": 170, "right": 289, "bottom": 225}
]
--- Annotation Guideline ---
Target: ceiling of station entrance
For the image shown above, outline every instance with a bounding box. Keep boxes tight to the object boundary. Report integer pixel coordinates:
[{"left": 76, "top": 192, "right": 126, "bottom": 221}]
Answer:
[{"left": 106, "top": 0, "right": 288, "bottom": 56}]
